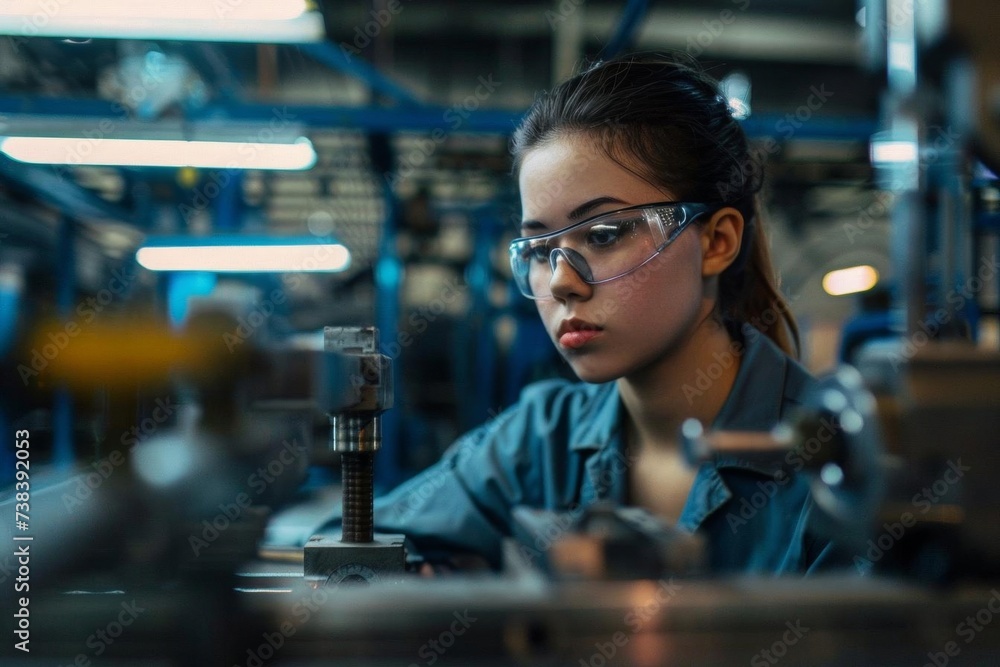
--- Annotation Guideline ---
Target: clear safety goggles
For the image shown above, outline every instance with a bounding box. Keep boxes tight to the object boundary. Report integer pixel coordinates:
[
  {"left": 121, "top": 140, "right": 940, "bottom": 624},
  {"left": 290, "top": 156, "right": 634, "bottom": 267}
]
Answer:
[{"left": 508, "top": 201, "right": 715, "bottom": 299}]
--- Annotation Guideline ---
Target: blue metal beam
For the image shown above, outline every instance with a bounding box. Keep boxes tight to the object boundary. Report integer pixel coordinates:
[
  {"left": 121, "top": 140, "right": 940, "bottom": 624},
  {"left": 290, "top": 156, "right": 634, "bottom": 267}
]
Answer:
[
  {"left": 0, "top": 95, "right": 523, "bottom": 133},
  {"left": 1, "top": 97, "right": 519, "bottom": 133},
  {"left": 296, "top": 42, "right": 423, "bottom": 107},
  {"left": 0, "top": 154, "right": 133, "bottom": 223},
  {"left": 599, "top": 0, "right": 650, "bottom": 61},
  {"left": 0, "top": 96, "right": 878, "bottom": 140}
]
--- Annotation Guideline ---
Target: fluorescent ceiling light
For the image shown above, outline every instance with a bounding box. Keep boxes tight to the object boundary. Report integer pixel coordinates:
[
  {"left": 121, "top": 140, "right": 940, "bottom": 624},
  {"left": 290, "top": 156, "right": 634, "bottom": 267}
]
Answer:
[
  {"left": 137, "top": 237, "right": 351, "bottom": 273},
  {"left": 887, "top": 38, "right": 917, "bottom": 88},
  {"left": 0, "top": 136, "right": 316, "bottom": 170},
  {"left": 870, "top": 140, "right": 918, "bottom": 165},
  {"left": 822, "top": 265, "right": 879, "bottom": 296},
  {"left": 0, "top": 1, "right": 323, "bottom": 43}
]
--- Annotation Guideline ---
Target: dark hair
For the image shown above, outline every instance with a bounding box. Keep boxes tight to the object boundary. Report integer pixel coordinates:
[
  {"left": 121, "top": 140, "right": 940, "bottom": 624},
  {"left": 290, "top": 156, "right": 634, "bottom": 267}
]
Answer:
[{"left": 511, "top": 52, "right": 800, "bottom": 357}]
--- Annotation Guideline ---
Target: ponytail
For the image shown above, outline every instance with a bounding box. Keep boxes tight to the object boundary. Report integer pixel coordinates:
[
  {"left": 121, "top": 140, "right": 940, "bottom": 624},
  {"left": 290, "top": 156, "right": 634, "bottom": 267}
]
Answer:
[{"left": 719, "top": 197, "right": 800, "bottom": 358}]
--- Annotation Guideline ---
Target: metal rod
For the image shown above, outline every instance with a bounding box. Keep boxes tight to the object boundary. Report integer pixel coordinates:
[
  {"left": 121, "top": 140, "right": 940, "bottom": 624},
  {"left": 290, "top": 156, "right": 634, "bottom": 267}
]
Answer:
[{"left": 341, "top": 452, "right": 374, "bottom": 543}]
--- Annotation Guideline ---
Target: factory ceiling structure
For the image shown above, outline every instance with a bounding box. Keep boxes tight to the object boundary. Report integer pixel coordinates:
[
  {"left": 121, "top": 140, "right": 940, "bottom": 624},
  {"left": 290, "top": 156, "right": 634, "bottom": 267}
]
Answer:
[{"left": 0, "top": 0, "right": 886, "bottom": 334}]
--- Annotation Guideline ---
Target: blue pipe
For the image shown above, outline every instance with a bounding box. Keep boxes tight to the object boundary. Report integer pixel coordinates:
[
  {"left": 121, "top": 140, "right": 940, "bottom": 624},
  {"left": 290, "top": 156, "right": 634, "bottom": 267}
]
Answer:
[
  {"left": 467, "top": 209, "right": 498, "bottom": 430},
  {"left": 297, "top": 42, "right": 422, "bottom": 107},
  {"left": 374, "top": 195, "right": 404, "bottom": 490},
  {"left": 599, "top": 0, "right": 650, "bottom": 61},
  {"left": 214, "top": 169, "right": 244, "bottom": 231},
  {"left": 0, "top": 96, "right": 881, "bottom": 142},
  {"left": 0, "top": 95, "right": 521, "bottom": 132},
  {"left": 0, "top": 155, "right": 132, "bottom": 223}
]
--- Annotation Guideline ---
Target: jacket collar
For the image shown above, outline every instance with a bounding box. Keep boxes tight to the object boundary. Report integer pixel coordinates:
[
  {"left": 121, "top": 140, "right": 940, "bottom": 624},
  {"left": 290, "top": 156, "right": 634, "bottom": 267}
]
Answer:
[
  {"left": 568, "top": 323, "right": 799, "bottom": 526},
  {"left": 569, "top": 324, "right": 790, "bottom": 457}
]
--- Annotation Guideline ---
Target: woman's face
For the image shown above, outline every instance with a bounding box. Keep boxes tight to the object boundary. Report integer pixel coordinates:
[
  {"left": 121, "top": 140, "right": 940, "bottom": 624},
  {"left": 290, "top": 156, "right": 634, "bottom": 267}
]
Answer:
[{"left": 517, "top": 135, "right": 710, "bottom": 383}]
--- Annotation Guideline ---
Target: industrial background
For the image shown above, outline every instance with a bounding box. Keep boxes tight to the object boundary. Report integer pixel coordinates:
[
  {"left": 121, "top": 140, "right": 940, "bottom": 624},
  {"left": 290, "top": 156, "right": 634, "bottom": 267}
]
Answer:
[
  {"left": 0, "top": 0, "right": 920, "bottom": 482},
  {"left": 1, "top": 1, "right": 999, "bottom": 664}
]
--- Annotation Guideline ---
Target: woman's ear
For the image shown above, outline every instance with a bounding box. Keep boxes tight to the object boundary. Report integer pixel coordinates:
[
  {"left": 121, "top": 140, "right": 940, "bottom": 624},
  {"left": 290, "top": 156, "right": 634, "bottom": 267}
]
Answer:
[{"left": 699, "top": 207, "right": 745, "bottom": 278}]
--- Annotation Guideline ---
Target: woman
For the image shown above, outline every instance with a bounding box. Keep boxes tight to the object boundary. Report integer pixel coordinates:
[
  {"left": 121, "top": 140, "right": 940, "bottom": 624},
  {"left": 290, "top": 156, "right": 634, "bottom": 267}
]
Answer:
[{"left": 310, "top": 53, "right": 845, "bottom": 574}]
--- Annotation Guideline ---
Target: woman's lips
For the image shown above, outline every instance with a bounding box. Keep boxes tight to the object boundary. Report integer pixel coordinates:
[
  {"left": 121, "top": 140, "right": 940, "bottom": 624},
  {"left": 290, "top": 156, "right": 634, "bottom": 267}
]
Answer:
[{"left": 559, "top": 329, "right": 603, "bottom": 349}]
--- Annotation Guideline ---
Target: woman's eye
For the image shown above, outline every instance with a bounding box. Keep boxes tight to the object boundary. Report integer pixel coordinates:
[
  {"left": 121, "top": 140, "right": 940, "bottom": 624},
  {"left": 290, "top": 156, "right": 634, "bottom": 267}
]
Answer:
[
  {"left": 586, "top": 220, "right": 635, "bottom": 248},
  {"left": 526, "top": 242, "right": 550, "bottom": 262}
]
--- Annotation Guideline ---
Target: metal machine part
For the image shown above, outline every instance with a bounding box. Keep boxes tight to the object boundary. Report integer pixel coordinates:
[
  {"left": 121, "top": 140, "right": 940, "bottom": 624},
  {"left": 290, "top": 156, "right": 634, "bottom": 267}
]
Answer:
[
  {"left": 680, "top": 353, "right": 1000, "bottom": 582},
  {"left": 951, "top": 0, "right": 1000, "bottom": 169},
  {"left": 303, "top": 326, "right": 406, "bottom": 585},
  {"left": 681, "top": 366, "right": 888, "bottom": 556},
  {"left": 898, "top": 344, "right": 1000, "bottom": 577},
  {"left": 509, "top": 503, "right": 705, "bottom": 581}
]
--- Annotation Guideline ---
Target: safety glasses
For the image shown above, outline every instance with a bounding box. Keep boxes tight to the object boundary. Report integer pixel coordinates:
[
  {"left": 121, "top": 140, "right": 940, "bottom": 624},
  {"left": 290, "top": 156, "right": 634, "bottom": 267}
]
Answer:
[{"left": 509, "top": 201, "right": 715, "bottom": 299}]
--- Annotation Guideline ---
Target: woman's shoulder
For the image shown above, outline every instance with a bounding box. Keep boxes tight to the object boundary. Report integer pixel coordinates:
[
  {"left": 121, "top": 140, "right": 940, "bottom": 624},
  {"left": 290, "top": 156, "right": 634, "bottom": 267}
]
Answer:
[
  {"left": 778, "top": 345, "right": 821, "bottom": 413},
  {"left": 718, "top": 323, "right": 820, "bottom": 430},
  {"left": 480, "top": 378, "right": 619, "bottom": 449}
]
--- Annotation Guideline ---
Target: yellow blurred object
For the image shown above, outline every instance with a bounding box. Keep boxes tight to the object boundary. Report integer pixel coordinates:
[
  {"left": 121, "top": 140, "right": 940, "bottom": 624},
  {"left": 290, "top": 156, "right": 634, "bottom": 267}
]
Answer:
[
  {"left": 177, "top": 166, "right": 200, "bottom": 189},
  {"left": 22, "top": 317, "right": 240, "bottom": 389}
]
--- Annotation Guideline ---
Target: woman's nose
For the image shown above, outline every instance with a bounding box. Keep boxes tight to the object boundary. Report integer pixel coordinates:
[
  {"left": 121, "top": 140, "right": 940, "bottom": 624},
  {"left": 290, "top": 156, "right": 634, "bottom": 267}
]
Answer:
[{"left": 547, "top": 250, "right": 593, "bottom": 302}]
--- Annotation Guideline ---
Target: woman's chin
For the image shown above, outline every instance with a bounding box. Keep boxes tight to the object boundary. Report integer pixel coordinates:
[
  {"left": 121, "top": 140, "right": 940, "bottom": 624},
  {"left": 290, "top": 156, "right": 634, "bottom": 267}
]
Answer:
[{"left": 565, "top": 360, "right": 619, "bottom": 385}]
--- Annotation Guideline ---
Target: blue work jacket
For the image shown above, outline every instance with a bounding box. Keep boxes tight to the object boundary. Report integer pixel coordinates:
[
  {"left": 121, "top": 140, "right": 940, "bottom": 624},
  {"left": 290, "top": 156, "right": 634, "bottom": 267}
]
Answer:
[{"left": 311, "top": 323, "right": 845, "bottom": 574}]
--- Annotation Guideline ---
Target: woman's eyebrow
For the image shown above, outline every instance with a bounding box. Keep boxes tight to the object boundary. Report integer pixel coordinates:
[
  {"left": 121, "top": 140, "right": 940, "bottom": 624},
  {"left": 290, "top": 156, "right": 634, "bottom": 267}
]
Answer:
[
  {"left": 566, "top": 196, "right": 627, "bottom": 221},
  {"left": 520, "top": 195, "right": 628, "bottom": 231}
]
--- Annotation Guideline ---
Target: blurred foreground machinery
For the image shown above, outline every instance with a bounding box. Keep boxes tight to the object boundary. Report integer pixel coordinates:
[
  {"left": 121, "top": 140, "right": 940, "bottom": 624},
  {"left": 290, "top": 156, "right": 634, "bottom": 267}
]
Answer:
[{"left": 0, "top": 317, "right": 407, "bottom": 664}]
